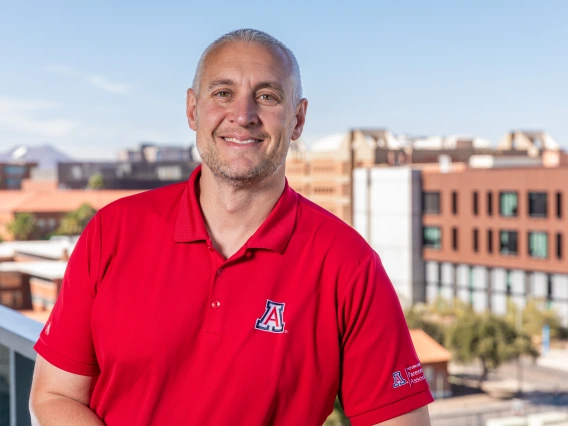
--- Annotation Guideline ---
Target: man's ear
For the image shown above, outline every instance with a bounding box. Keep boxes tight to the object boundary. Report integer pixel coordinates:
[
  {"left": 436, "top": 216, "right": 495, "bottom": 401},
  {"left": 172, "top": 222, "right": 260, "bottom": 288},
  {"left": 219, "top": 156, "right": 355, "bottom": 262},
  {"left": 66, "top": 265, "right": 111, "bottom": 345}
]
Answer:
[
  {"left": 186, "top": 88, "right": 198, "bottom": 131},
  {"left": 291, "top": 98, "right": 308, "bottom": 141}
]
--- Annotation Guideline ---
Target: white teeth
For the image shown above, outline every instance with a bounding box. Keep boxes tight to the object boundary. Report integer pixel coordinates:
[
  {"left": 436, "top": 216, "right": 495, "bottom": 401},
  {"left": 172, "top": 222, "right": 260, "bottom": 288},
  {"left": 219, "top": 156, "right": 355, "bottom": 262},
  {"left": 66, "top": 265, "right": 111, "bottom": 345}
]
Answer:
[{"left": 223, "top": 137, "right": 259, "bottom": 144}]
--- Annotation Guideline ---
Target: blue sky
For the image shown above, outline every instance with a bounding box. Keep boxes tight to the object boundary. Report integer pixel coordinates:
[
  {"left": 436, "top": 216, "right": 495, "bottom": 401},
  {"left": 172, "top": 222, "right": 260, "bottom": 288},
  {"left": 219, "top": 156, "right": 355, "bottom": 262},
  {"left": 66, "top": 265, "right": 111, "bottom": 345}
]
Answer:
[{"left": 1, "top": 0, "right": 567, "bottom": 159}]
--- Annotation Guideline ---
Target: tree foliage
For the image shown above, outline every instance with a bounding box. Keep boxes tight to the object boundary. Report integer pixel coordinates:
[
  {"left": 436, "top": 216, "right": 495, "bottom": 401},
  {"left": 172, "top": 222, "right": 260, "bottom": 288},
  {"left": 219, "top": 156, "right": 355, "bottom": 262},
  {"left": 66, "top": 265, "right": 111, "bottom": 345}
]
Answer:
[
  {"left": 404, "top": 304, "right": 446, "bottom": 345},
  {"left": 505, "top": 298, "right": 567, "bottom": 339},
  {"left": 7, "top": 212, "right": 38, "bottom": 240},
  {"left": 87, "top": 173, "right": 105, "bottom": 190},
  {"left": 445, "top": 311, "right": 538, "bottom": 381},
  {"left": 55, "top": 203, "right": 97, "bottom": 236}
]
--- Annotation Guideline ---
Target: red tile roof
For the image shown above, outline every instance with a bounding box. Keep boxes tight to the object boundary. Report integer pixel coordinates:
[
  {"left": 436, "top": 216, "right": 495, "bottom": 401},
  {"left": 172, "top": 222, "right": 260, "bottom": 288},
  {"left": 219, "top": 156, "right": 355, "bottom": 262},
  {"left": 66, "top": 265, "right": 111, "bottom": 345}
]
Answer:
[
  {"left": 0, "top": 189, "right": 142, "bottom": 213},
  {"left": 410, "top": 329, "right": 452, "bottom": 364}
]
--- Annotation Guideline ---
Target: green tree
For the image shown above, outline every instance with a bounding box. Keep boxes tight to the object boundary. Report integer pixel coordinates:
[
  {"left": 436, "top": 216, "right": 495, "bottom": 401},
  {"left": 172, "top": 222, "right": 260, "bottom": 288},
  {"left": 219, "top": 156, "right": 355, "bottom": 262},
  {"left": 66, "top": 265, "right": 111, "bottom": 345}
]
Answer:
[
  {"left": 505, "top": 298, "right": 567, "bottom": 340},
  {"left": 87, "top": 173, "right": 105, "bottom": 190},
  {"left": 404, "top": 305, "right": 446, "bottom": 345},
  {"left": 55, "top": 203, "right": 97, "bottom": 236},
  {"left": 446, "top": 311, "right": 538, "bottom": 382},
  {"left": 7, "top": 213, "right": 38, "bottom": 240}
]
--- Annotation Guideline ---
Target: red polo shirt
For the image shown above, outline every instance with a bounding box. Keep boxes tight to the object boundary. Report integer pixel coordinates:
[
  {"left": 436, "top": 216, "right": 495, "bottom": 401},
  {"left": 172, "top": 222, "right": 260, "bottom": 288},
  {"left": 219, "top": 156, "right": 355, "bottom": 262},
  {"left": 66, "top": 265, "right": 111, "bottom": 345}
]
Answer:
[{"left": 35, "top": 166, "right": 433, "bottom": 426}]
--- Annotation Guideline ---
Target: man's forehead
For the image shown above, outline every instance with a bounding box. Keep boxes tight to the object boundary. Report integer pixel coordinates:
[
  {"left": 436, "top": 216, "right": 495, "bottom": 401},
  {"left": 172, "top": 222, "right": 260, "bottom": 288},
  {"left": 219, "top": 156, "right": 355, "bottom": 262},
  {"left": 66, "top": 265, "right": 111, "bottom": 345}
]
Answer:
[{"left": 202, "top": 41, "right": 292, "bottom": 81}]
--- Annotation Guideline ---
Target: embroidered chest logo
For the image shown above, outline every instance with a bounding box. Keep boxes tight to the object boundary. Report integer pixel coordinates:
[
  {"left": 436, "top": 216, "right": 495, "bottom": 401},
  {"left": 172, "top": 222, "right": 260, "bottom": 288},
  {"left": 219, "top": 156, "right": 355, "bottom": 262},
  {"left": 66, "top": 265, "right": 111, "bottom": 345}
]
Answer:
[
  {"left": 255, "top": 300, "right": 285, "bottom": 333},
  {"left": 392, "top": 371, "right": 408, "bottom": 388}
]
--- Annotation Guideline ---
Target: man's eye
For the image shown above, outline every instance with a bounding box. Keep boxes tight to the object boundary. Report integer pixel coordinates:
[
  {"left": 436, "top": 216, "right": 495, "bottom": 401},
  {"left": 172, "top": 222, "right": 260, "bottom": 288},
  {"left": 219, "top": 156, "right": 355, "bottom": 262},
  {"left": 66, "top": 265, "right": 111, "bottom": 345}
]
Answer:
[
  {"left": 215, "top": 91, "right": 230, "bottom": 97},
  {"left": 259, "top": 94, "right": 276, "bottom": 101}
]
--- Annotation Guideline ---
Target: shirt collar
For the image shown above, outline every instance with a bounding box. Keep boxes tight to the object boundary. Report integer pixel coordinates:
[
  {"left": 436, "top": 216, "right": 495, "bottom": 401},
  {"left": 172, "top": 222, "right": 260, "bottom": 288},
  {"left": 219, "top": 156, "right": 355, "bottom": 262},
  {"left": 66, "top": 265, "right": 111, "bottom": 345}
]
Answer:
[{"left": 174, "top": 165, "right": 298, "bottom": 254}]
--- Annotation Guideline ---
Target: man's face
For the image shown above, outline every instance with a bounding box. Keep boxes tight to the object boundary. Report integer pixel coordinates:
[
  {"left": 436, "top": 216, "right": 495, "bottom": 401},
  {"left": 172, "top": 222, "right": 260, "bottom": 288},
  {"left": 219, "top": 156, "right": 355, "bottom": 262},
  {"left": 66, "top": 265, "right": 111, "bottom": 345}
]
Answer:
[{"left": 186, "top": 41, "right": 307, "bottom": 187}]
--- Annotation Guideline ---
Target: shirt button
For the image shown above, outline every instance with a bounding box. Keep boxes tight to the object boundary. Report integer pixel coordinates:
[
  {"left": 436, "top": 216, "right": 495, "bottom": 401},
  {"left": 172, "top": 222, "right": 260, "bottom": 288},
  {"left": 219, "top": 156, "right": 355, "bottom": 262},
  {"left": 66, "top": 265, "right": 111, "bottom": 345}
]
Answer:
[
  {"left": 211, "top": 300, "right": 221, "bottom": 309},
  {"left": 217, "top": 268, "right": 224, "bottom": 276}
]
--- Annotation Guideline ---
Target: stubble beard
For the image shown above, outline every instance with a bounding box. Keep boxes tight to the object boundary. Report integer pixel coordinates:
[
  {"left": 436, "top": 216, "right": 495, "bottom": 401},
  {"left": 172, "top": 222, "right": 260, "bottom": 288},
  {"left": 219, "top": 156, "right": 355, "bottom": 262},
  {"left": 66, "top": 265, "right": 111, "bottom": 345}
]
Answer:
[{"left": 198, "top": 134, "right": 289, "bottom": 189}]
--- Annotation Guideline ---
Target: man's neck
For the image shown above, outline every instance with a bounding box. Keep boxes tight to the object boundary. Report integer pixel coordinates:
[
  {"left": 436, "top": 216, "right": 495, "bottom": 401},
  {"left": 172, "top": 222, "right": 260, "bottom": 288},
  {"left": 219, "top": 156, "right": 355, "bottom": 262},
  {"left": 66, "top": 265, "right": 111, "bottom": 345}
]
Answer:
[{"left": 198, "top": 166, "right": 286, "bottom": 259}]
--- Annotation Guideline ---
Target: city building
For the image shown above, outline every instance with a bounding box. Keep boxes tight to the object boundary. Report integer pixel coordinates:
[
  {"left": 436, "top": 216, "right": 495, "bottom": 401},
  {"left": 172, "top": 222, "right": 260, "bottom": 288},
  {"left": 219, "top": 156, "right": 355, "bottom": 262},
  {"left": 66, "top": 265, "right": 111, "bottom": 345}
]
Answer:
[
  {"left": 421, "top": 165, "right": 568, "bottom": 325},
  {"left": 286, "top": 129, "right": 550, "bottom": 226},
  {"left": 58, "top": 142, "right": 200, "bottom": 190},
  {"left": 353, "top": 151, "right": 568, "bottom": 326},
  {"left": 0, "top": 162, "right": 37, "bottom": 190},
  {"left": 0, "top": 187, "right": 140, "bottom": 240}
]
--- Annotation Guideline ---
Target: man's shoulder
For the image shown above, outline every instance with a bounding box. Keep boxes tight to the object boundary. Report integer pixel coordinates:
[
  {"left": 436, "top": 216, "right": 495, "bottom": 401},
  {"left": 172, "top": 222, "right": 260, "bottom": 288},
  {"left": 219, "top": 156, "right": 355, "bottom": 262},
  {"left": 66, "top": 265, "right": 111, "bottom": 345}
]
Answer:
[{"left": 295, "top": 193, "right": 372, "bottom": 256}]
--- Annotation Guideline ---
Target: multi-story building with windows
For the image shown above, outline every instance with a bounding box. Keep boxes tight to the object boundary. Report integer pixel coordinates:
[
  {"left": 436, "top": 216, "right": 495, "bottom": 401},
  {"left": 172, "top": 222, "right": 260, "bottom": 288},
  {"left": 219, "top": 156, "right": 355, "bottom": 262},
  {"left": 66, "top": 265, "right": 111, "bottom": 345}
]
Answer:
[
  {"left": 353, "top": 160, "right": 568, "bottom": 326},
  {"left": 0, "top": 162, "right": 37, "bottom": 189},
  {"left": 287, "top": 129, "right": 556, "bottom": 226},
  {"left": 421, "top": 166, "right": 568, "bottom": 324}
]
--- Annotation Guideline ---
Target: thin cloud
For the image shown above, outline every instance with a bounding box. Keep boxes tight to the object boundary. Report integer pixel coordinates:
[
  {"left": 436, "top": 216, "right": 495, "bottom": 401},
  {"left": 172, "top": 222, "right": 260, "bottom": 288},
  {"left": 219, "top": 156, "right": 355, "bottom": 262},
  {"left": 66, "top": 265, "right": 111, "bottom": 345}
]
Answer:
[
  {"left": 0, "top": 96, "right": 79, "bottom": 138},
  {"left": 46, "top": 64, "right": 130, "bottom": 95},
  {"left": 85, "top": 75, "right": 130, "bottom": 94},
  {"left": 45, "top": 64, "right": 77, "bottom": 77},
  {"left": 0, "top": 97, "right": 60, "bottom": 112}
]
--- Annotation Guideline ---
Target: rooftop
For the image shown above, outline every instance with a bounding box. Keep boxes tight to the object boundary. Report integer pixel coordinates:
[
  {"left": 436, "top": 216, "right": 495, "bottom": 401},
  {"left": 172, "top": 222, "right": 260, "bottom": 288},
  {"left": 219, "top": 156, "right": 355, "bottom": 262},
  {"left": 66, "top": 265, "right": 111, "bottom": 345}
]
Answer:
[
  {"left": 0, "top": 260, "right": 67, "bottom": 280},
  {"left": 409, "top": 329, "right": 452, "bottom": 364},
  {"left": 0, "top": 188, "right": 141, "bottom": 213}
]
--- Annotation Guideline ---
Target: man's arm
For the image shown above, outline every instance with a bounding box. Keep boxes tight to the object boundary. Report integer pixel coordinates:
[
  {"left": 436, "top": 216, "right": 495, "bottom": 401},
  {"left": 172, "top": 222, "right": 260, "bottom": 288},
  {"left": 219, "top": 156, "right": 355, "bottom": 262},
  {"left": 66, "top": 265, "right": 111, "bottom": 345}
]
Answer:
[
  {"left": 374, "top": 406, "right": 431, "bottom": 426},
  {"left": 29, "top": 355, "right": 104, "bottom": 426}
]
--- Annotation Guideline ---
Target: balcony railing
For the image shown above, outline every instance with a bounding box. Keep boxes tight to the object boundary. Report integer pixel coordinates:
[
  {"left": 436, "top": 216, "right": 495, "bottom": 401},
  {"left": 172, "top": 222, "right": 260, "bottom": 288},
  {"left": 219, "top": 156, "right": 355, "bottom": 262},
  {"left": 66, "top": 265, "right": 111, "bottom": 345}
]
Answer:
[{"left": 0, "top": 304, "right": 43, "bottom": 426}]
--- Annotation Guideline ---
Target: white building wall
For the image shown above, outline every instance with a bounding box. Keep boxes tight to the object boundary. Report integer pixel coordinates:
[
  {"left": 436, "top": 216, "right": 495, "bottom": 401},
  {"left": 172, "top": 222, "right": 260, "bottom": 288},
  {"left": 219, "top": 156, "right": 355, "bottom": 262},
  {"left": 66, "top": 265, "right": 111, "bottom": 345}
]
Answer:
[
  {"left": 353, "top": 169, "right": 369, "bottom": 240},
  {"left": 440, "top": 263, "right": 454, "bottom": 300},
  {"left": 511, "top": 270, "right": 526, "bottom": 310},
  {"left": 532, "top": 272, "right": 548, "bottom": 299},
  {"left": 425, "top": 261, "right": 439, "bottom": 304},
  {"left": 353, "top": 167, "right": 423, "bottom": 307},
  {"left": 492, "top": 268, "right": 507, "bottom": 316},
  {"left": 472, "top": 267, "right": 488, "bottom": 312},
  {"left": 552, "top": 274, "right": 568, "bottom": 327}
]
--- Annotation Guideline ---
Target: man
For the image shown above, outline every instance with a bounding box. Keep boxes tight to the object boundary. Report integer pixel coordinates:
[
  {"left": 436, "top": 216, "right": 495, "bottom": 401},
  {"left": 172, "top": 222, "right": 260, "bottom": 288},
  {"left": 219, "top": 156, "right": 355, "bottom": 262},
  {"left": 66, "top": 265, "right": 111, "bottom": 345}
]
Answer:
[{"left": 29, "top": 29, "right": 433, "bottom": 425}]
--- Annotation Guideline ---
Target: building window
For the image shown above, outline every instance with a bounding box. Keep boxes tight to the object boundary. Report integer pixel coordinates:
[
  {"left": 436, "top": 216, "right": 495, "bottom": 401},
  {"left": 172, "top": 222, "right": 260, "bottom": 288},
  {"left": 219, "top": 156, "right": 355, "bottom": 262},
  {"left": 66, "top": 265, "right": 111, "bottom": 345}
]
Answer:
[
  {"left": 487, "top": 229, "right": 493, "bottom": 253},
  {"left": 473, "top": 228, "right": 479, "bottom": 252},
  {"left": 500, "top": 192, "right": 518, "bottom": 217},
  {"left": 423, "top": 226, "right": 442, "bottom": 249},
  {"left": 423, "top": 192, "right": 441, "bottom": 214},
  {"left": 4, "top": 165, "right": 25, "bottom": 175},
  {"left": 557, "top": 192, "right": 562, "bottom": 219},
  {"left": 452, "top": 228, "right": 458, "bottom": 251},
  {"left": 452, "top": 191, "right": 458, "bottom": 215},
  {"left": 473, "top": 191, "right": 478, "bottom": 216},
  {"left": 487, "top": 191, "right": 493, "bottom": 216},
  {"left": 506, "top": 270, "right": 512, "bottom": 295},
  {"left": 557, "top": 233, "right": 563, "bottom": 260},
  {"left": 528, "top": 192, "right": 547, "bottom": 218},
  {"left": 500, "top": 230, "right": 518, "bottom": 255},
  {"left": 528, "top": 231, "right": 548, "bottom": 259}
]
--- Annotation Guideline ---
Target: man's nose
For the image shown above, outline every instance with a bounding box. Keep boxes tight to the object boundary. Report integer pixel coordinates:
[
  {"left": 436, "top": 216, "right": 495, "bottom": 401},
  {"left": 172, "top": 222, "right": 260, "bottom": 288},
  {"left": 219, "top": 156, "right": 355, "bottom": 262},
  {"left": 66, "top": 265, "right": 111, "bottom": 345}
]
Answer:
[{"left": 228, "top": 95, "right": 259, "bottom": 127}]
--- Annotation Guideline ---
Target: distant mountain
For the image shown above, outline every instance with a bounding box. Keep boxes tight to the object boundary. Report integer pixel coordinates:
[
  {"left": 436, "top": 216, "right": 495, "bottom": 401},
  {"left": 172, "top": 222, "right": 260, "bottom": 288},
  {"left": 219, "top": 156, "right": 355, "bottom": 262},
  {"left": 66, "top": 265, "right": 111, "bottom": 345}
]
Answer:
[{"left": 0, "top": 144, "right": 74, "bottom": 169}]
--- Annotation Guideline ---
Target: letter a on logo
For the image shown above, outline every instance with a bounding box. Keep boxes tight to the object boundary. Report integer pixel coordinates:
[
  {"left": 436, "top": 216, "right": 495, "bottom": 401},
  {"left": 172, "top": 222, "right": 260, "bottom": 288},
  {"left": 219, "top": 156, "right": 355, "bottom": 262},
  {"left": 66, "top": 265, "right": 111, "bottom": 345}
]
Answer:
[
  {"left": 392, "top": 371, "right": 408, "bottom": 388},
  {"left": 255, "top": 300, "right": 285, "bottom": 333}
]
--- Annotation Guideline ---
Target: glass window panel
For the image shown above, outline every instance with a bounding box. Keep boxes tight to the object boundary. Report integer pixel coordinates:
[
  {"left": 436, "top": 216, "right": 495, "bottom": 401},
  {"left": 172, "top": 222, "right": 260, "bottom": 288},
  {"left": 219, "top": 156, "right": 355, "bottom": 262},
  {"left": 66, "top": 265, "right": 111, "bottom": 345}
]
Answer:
[
  {"left": 423, "top": 192, "right": 441, "bottom": 214},
  {"left": 500, "top": 192, "right": 518, "bottom": 217},
  {"left": 528, "top": 232, "right": 548, "bottom": 259},
  {"left": 423, "top": 226, "right": 441, "bottom": 249},
  {"left": 500, "top": 230, "right": 518, "bottom": 255},
  {"left": 528, "top": 192, "right": 547, "bottom": 218}
]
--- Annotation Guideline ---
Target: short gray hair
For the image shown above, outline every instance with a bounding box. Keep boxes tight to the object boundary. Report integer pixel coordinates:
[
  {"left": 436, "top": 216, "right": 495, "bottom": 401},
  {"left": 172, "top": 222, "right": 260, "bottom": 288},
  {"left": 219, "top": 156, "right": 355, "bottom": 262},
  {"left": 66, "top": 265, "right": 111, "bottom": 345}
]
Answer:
[{"left": 192, "top": 29, "right": 303, "bottom": 105}]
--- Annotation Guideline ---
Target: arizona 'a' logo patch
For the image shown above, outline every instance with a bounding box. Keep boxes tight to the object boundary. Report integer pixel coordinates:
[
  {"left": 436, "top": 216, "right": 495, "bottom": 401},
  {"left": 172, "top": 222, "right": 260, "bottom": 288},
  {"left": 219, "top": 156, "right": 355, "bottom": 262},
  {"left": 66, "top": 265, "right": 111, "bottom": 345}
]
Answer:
[
  {"left": 392, "top": 371, "right": 408, "bottom": 388},
  {"left": 255, "top": 299, "right": 285, "bottom": 333}
]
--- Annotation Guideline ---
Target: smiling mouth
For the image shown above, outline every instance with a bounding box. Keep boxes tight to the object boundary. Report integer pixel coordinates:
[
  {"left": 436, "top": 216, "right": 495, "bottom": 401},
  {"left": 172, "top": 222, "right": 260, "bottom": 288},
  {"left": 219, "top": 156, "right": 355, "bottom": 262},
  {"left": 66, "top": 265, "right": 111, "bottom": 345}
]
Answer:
[{"left": 222, "top": 137, "right": 262, "bottom": 145}]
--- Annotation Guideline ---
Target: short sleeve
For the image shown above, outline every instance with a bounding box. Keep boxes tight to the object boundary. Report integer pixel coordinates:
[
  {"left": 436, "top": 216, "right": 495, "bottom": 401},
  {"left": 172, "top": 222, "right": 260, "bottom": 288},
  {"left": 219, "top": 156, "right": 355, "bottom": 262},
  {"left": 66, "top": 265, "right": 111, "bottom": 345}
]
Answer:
[
  {"left": 34, "top": 213, "right": 102, "bottom": 376},
  {"left": 338, "top": 251, "right": 433, "bottom": 426}
]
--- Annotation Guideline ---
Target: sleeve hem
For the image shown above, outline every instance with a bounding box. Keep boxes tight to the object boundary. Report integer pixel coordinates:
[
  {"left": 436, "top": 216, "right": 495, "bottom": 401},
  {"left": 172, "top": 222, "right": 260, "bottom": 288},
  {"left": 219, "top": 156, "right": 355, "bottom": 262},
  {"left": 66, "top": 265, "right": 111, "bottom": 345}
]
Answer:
[
  {"left": 34, "top": 338, "right": 100, "bottom": 376},
  {"left": 348, "top": 389, "right": 434, "bottom": 426}
]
